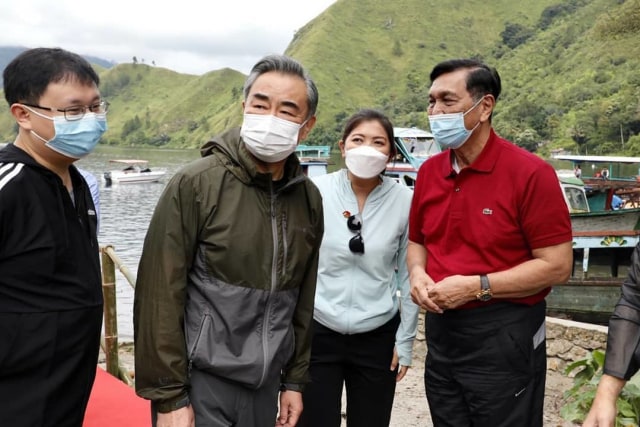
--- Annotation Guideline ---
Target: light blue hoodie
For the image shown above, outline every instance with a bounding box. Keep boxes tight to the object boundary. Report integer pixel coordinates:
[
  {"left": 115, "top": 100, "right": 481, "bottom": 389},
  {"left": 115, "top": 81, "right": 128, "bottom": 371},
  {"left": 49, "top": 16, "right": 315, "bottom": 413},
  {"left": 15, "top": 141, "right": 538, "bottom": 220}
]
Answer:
[{"left": 311, "top": 169, "right": 419, "bottom": 366}]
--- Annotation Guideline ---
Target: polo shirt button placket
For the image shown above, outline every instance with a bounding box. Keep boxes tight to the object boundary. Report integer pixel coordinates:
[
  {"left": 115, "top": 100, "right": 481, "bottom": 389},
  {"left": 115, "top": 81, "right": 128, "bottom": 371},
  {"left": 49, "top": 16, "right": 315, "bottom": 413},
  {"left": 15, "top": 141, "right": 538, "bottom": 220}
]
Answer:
[{"left": 455, "top": 187, "right": 461, "bottom": 192}]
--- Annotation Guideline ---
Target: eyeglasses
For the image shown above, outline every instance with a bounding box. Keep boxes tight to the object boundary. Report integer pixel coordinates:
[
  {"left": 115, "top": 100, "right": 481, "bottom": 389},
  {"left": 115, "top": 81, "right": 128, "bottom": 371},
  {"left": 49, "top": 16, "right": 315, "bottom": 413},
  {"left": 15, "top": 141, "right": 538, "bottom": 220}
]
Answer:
[
  {"left": 22, "top": 100, "right": 109, "bottom": 121},
  {"left": 347, "top": 214, "right": 364, "bottom": 254}
]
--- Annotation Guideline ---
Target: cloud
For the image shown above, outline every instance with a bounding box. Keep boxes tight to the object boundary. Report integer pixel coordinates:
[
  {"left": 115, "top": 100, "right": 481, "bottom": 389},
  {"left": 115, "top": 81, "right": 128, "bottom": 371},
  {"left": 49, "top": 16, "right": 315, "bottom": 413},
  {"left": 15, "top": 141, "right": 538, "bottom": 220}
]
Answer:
[{"left": 0, "top": 0, "right": 336, "bottom": 75}]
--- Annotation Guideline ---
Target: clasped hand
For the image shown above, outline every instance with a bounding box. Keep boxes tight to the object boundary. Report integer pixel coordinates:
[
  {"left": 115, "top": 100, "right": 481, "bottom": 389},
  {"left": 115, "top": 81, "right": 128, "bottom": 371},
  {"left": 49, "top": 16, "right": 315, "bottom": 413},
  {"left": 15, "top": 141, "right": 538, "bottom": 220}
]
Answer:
[{"left": 410, "top": 273, "right": 476, "bottom": 313}]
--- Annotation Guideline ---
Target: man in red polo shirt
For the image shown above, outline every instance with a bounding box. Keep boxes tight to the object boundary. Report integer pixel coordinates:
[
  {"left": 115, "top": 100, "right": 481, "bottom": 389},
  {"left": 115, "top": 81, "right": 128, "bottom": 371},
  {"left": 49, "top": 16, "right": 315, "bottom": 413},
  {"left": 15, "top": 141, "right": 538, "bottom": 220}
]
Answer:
[{"left": 408, "top": 59, "right": 573, "bottom": 427}]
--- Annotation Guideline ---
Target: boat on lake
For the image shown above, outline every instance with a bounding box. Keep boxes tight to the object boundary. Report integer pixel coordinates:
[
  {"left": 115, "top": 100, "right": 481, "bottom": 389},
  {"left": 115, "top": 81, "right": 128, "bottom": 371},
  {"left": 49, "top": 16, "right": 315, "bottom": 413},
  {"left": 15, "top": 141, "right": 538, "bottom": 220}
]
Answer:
[
  {"left": 103, "top": 159, "right": 166, "bottom": 185},
  {"left": 548, "top": 155, "right": 640, "bottom": 324},
  {"left": 385, "top": 127, "right": 439, "bottom": 189},
  {"left": 295, "top": 144, "right": 331, "bottom": 177}
]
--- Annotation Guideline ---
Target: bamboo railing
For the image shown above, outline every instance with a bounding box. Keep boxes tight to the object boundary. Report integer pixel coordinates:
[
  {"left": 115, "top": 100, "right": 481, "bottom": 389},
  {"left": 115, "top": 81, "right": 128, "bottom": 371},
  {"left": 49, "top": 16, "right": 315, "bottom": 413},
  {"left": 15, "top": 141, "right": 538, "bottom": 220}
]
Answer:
[{"left": 100, "top": 245, "right": 136, "bottom": 386}]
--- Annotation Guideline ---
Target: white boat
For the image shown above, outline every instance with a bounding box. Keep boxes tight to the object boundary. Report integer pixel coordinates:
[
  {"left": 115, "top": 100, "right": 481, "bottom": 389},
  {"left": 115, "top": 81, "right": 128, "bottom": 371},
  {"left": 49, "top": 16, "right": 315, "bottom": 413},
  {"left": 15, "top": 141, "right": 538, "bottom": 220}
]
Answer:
[
  {"left": 103, "top": 159, "right": 166, "bottom": 185},
  {"left": 384, "top": 127, "right": 439, "bottom": 189}
]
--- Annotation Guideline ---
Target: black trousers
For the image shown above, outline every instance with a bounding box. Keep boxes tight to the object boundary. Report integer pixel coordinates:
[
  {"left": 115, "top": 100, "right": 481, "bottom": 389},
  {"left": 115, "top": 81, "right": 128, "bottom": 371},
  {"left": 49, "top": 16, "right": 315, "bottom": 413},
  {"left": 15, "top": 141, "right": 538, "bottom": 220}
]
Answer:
[
  {"left": 298, "top": 313, "right": 400, "bottom": 427},
  {"left": 425, "top": 301, "right": 547, "bottom": 427},
  {"left": 0, "top": 306, "right": 103, "bottom": 427}
]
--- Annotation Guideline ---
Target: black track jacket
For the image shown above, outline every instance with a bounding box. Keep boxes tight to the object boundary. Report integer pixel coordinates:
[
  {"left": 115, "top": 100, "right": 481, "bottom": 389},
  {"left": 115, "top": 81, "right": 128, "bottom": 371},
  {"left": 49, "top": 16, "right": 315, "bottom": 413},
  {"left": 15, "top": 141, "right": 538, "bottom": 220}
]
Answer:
[{"left": 0, "top": 144, "right": 101, "bottom": 313}]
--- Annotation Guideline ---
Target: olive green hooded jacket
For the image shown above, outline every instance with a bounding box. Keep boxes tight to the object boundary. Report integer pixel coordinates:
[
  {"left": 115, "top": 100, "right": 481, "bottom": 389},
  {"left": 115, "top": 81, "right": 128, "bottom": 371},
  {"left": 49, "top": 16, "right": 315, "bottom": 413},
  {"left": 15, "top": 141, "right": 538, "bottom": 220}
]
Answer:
[{"left": 133, "top": 127, "right": 324, "bottom": 412}]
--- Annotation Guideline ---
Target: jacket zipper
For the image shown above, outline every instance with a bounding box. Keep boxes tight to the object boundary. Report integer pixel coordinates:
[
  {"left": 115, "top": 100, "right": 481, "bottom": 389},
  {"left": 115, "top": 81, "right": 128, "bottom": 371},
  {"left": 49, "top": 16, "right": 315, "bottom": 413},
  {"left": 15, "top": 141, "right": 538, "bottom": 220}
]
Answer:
[{"left": 259, "top": 183, "right": 279, "bottom": 387}]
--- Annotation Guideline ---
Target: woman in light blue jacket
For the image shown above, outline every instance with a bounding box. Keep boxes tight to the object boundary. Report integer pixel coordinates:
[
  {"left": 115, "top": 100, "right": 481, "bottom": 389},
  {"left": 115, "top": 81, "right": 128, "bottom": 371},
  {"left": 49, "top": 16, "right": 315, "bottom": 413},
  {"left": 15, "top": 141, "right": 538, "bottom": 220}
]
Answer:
[{"left": 299, "top": 109, "right": 418, "bottom": 427}]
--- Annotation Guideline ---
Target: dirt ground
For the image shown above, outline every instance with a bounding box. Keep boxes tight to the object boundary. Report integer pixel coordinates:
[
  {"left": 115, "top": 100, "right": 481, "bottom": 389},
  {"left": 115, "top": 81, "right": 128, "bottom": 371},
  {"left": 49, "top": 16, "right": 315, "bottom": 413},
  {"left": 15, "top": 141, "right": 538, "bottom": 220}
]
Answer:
[{"left": 105, "top": 337, "right": 576, "bottom": 427}]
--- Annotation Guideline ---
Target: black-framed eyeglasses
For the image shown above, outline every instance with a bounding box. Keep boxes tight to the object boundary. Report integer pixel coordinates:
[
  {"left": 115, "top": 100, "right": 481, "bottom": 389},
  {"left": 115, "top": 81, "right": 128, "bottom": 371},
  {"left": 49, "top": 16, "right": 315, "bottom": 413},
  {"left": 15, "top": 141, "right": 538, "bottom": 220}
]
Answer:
[
  {"left": 347, "top": 214, "right": 364, "bottom": 254},
  {"left": 22, "top": 100, "right": 109, "bottom": 121}
]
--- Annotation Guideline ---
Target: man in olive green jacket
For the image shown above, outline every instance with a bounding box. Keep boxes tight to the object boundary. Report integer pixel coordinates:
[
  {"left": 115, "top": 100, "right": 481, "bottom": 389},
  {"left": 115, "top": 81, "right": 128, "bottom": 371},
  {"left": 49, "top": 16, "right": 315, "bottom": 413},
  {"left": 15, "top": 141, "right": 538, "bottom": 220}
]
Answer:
[{"left": 134, "top": 54, "right": 323, "bottom": 427}]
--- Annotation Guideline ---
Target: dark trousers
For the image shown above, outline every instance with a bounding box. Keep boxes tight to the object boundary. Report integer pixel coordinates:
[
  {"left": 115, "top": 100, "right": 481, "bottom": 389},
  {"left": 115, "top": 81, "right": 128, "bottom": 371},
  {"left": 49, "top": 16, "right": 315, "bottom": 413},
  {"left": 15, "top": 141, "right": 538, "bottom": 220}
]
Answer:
[
  {"left": 298, "top": 313, "right": 400, "bottom": 427},
  {"left": 425, "top": 301, "right": 547, "bottom": 427},
  {"left": 151, "top": 368, "right": 280, "bottom": 427},
  {"left": 0, "top": 306, "right": 103, "bottom": 427}
]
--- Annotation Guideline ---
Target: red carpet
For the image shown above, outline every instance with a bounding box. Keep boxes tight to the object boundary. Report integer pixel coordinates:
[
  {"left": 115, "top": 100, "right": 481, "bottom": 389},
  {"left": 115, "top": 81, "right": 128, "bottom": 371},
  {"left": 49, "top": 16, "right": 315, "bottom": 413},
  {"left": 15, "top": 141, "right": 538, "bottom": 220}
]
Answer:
[{"left": 83, "top": 367, "right": 151, "bottom": 426}]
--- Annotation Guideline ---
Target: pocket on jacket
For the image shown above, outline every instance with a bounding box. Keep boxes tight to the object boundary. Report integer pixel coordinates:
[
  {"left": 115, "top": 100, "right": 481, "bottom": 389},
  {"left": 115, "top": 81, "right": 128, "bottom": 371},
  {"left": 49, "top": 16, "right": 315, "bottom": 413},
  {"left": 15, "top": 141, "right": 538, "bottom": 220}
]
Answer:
[{"left": 188, "top": 313, "right": 211, "bottom": 363}]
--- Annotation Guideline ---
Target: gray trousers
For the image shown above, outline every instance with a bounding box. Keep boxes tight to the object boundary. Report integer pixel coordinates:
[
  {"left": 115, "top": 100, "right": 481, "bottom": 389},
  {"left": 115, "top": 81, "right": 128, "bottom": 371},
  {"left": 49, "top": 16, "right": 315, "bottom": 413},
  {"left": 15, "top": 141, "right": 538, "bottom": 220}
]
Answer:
[{"left": 152, "top": 368, "right": 280, "bottom": 427}]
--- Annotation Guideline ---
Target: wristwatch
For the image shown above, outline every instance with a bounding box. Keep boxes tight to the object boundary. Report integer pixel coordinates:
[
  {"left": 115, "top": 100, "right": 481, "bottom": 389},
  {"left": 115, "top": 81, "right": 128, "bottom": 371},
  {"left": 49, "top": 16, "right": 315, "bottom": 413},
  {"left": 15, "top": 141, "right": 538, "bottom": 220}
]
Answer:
[{"left": 476, "top": 274, "right": 492, "bottom": 302}]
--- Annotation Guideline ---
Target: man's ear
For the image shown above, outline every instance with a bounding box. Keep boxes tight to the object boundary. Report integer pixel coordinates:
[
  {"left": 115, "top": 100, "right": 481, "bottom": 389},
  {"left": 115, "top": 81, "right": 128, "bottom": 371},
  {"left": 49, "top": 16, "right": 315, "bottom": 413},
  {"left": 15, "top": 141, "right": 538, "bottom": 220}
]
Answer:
[
  {"left": 10, "top": 104, "right": 33, "bottom": 131},
  {"left": 298, "top": 116, "right": 317, "bottom": 141},
  {"left": 480, "top": 95, "right": 495, "bottom": 123}
]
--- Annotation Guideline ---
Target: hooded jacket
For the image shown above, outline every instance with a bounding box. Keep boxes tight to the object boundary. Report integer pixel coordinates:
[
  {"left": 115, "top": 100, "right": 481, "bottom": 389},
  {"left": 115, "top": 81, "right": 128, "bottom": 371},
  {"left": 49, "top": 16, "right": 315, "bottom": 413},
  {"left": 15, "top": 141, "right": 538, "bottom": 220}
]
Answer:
[
  {"left": 133, "top": 128, "right": 324, "bottom": 412},
  {"left": 0, "top": 144, "right": 101, "bottom": 312},
  {"left": 604, "top": 242, "right": 640, "bottom": 380}
]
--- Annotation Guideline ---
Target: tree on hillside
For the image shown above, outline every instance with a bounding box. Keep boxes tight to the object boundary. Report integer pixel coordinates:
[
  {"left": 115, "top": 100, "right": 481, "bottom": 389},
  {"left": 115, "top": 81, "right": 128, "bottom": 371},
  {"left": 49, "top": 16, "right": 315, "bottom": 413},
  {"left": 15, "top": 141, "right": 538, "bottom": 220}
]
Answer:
[
  {"left": 514, "top": 128, "right": 541, "bottom": 152},
  {"left": 570, "top": 125, "right": 590, "bottom": 154},
  {"left": 132, "top": 56, "right": 138, "bottom": 65},
  {"left": 500, "top": 22, "right": 534, "bottom": 49}
]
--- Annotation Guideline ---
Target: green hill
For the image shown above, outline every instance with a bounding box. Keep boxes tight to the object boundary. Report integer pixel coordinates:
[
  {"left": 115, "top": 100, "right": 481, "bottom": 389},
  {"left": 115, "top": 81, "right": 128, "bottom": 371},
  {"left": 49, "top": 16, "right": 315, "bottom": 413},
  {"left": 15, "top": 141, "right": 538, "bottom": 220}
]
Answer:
[{"left": 1, "top": 0, "right": 639, "bottom": 156}]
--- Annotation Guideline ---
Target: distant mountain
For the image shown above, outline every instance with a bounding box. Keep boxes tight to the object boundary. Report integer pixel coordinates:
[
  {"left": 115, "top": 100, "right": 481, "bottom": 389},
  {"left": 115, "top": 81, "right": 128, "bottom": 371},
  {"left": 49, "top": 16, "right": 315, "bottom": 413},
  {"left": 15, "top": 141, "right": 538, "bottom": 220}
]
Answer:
[
  {"left": 1, "top": 0, "right": 639, "bottom": 155},
  {"left": 0, "top": 46, "right": 116, "bottom": 85}
]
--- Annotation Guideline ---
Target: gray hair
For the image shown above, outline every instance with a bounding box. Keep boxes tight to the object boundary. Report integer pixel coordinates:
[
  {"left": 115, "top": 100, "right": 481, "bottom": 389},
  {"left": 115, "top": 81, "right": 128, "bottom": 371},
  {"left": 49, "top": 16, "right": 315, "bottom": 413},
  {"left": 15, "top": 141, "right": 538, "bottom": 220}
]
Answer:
[{"left": 243, "top": 54, "right": 318, "bottom": 120}]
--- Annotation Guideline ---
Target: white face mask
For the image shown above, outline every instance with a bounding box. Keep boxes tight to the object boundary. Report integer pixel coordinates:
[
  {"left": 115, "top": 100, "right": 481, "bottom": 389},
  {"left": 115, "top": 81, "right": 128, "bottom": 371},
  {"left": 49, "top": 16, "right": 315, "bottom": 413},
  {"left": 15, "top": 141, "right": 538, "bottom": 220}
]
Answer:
[
  {"left": 345, "top": 145, "right": 389, "bottom": 179},
  {"left": 240, "top": 113, "right": 305, "bottom": 163}
]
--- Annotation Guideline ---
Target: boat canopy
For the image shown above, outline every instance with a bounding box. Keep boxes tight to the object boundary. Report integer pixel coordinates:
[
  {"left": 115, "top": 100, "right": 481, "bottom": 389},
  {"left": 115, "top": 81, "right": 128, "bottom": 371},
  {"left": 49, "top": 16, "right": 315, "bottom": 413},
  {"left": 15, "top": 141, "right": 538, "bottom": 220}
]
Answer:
[
  {"left": 295, "top": 145, "right": 330, "bottom": 159},
  {"left": 553, "top": 154, "right": 640, "bottom": 164},
  {"left": 108, "top": 159, "right": 150, "bottom": 165},
  {"left": 394, "top": 127, "right": 434, "bottom": 139}
]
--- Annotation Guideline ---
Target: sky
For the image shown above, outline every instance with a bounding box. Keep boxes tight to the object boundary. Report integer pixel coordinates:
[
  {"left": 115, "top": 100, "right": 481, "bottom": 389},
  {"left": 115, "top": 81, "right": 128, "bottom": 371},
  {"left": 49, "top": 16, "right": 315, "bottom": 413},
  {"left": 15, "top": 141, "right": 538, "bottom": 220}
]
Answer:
[{"left": 0, "top": 0, "right": 338, "bottom": 76}]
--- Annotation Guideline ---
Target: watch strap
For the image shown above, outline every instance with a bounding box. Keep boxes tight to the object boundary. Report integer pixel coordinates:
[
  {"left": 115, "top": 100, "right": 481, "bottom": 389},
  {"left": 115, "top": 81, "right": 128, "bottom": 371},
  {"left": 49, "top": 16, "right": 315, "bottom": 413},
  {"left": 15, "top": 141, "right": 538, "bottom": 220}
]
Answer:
[{"left": 476, "top": 274, "right": 492, "bottom": 301}]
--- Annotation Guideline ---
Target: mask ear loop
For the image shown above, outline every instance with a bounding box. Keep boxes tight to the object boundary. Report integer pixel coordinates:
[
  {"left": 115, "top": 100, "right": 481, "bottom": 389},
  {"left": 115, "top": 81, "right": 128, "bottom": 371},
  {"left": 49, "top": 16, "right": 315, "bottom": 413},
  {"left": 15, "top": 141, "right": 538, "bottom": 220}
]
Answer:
[
  {"left": 463, "top": 96, "right": 486, "bottom": 117},
  {"left": 462, "top": 96, "right": 487, "bottom": 133}
]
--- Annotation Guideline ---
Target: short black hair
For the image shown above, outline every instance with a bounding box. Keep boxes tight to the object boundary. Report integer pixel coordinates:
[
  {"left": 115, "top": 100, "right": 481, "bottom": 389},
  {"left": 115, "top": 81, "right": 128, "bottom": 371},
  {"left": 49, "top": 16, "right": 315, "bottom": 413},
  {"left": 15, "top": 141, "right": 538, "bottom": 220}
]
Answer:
[
  {"left": 430, "top": 58, "right": 501, "bottom": 102},
  {"left": 3, "top": 47, "right": 100, "bottom": 106}
]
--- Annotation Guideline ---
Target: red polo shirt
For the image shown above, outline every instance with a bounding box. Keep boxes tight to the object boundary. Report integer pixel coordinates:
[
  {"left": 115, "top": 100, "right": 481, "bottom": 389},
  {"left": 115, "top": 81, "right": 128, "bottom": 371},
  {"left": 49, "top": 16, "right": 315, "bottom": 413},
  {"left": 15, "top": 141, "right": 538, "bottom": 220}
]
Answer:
[{"left": 408, "top": 129, "right": 572, "bottom": 308}]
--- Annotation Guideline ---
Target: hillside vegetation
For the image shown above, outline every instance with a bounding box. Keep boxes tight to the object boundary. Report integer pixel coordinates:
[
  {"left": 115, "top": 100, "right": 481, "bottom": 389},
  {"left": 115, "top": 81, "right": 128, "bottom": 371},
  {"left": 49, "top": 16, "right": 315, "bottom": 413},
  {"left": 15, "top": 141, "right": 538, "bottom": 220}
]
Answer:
[{"left": 1, "top": 0, "right": 639, "bottom": 157}]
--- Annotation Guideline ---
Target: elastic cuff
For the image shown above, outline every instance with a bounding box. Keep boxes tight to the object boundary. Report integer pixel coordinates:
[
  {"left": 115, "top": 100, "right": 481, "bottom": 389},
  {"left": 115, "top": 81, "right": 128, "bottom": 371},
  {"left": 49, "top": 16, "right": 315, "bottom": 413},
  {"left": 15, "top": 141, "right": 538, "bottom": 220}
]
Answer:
[
  {"left": 279, "top": 383, "right": 305, "bottom": 392},
  {"left": 155, "top": 394, "right": 190, "bottom": 413}
]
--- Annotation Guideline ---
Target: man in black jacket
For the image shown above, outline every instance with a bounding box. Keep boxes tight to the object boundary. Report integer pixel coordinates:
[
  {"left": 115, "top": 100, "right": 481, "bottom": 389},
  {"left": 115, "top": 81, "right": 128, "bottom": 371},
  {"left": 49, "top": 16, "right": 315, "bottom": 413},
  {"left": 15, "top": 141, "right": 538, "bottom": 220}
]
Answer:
[
  {"left": 584, "top": 242, "right": 640, "bottom": 426},
  {"left": 0, "top": 47, "right": 108, "bottom": 426}
]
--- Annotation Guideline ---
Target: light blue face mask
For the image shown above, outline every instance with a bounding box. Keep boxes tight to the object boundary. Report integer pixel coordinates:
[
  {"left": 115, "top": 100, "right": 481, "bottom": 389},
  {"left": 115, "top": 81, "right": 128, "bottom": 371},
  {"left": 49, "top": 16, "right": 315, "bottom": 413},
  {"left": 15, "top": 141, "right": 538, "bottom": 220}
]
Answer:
[
  {"left": 428, "top": 97, "right": 484, "bottom": 150},
  {"left": 25, "top": 106, "right": 107, "bottom": 159}
]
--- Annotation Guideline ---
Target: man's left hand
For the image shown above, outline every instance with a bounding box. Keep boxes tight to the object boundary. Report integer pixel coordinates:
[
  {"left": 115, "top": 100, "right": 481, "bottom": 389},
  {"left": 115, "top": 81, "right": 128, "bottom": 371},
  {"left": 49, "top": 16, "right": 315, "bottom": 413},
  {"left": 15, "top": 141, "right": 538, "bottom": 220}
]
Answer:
[{"left": 276, "top": 390, "right": 303, "bottom": 427}]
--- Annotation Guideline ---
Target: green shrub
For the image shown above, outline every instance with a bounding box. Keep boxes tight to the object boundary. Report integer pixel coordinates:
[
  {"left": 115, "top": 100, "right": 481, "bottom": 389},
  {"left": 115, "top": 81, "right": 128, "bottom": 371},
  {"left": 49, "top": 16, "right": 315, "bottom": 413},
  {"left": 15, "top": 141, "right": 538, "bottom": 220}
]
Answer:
[{"left": 562, "top": 349, "right": 640, "bottom": 426}]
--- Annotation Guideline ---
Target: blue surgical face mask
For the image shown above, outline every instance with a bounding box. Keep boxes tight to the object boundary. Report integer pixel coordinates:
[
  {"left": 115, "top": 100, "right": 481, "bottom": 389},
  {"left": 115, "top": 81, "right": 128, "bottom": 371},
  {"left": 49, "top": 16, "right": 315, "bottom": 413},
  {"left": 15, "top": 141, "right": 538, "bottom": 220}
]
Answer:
[
  {"left": 25, "top": 106, "right": 107, "bottom": 159},
  {"left": 428, "top": 97, "right": 484, "bottom": 150}
]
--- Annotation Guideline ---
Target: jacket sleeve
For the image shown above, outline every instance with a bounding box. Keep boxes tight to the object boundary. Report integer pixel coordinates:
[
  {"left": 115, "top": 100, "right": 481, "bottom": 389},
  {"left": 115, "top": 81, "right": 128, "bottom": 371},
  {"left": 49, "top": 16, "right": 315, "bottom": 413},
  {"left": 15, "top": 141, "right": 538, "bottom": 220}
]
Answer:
[
  {"left": 603, "top": 243, "right": 640, "bottom": 380},
  {"left": 133, "top": 172, "right": 200, "bottom": 412},
  {"left": 281, "top": 189, "right": 324, "bottom": 389},
  {"left": 395, "top": 219, "right": 419, "bottom": 367}
]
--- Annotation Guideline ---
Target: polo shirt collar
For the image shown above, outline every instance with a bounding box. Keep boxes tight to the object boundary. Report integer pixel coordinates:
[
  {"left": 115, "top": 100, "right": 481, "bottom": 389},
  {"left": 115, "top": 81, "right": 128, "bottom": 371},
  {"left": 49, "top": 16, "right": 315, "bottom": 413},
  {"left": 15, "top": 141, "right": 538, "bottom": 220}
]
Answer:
[{"left": 442, "top": 128, "right": 500, "bottom": 177}]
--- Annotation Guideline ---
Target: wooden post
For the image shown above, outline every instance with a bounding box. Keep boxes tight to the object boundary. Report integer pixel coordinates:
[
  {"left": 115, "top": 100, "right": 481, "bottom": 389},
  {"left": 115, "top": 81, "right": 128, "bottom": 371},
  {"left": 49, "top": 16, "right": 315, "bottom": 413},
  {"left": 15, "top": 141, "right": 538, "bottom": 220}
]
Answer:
[{"left": 101, "top": 245, "right": 119, "bottom": 378}]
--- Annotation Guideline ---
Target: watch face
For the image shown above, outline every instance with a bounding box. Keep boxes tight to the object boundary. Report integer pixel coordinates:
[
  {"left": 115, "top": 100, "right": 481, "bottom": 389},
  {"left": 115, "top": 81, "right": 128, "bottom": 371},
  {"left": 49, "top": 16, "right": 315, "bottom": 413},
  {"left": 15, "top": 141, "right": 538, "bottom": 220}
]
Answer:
[{"left": 477, "top": 290, "right": 492, "bottom": 301}]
